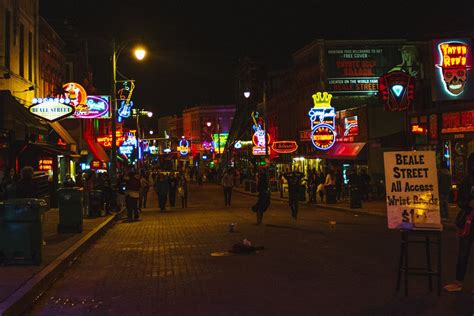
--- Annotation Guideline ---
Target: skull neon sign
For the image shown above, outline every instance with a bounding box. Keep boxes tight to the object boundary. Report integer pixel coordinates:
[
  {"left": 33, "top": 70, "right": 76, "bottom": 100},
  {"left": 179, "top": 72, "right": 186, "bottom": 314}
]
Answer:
[{"left": 436, "top": 41, "right": 471, "bottom": 96}]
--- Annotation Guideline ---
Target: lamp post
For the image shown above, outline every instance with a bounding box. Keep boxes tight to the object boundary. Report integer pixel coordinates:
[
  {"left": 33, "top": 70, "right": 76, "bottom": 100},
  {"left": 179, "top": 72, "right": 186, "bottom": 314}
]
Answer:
[{"left": 110, "top": 39, "right": 147, "bottom": 182}]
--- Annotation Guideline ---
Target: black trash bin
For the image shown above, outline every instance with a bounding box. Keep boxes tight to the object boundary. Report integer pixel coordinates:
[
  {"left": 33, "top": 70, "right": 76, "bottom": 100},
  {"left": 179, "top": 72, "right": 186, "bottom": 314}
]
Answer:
[
  {"left": 88, "top": 190, "right": 104, "bottom": 217},
  {"left": 325, "top": 185, "right": 337, "bottom": 204},
  {"left": 350, "top": 185, "right": 362, "bottom": 208},
  {"left": 57, "top": 187, "right": 84, "bottom": 233},
  {"left": 0, "top": 199, "right": 47, "bottom": 265}
]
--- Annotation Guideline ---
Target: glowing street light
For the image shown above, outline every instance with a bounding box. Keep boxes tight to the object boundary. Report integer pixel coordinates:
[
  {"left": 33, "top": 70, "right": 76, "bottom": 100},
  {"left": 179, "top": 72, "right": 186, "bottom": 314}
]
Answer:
[
  {"left": 243, "top": 91, "right": 251, "bottom": 99},
  {"left": 206, "top": 121, "right": 212, "bottom": 127},
  {"left": 134, "top": 47, "right": 147, "bottom": 60},
  {"left": 149, "top": 130, "right": 154, "bottom": 135},
  {"left": 146, "top": 111, "right": 153, "bottom": 118}
]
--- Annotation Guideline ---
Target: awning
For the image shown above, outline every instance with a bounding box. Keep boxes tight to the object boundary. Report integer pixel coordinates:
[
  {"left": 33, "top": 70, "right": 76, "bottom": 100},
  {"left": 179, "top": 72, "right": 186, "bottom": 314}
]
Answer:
[
  {"left": 311, "top": 142, "right": 367, "bottom": 160},
  {"left": 328, "top": 142, "right": 366, "bottom": 160},
  {"left": 0, "top": 90, "right": 48, "bottom": 135},
  {"left": 22, "top": 142, "right": 75, "bottom": 156},
  {"left": 49, "top": 121, "right": 77, "bottom": 146}
]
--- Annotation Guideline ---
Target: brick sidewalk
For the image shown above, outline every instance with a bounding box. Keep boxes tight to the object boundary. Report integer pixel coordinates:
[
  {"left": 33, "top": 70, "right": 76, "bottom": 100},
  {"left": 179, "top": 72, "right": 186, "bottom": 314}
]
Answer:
[{"left": 0, "top": 208, "right": 116, "bottom": 315}]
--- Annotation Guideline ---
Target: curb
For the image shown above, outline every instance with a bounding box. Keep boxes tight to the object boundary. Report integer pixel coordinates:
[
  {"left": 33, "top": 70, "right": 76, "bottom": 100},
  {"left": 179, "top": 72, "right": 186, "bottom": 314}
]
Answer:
[
  {"left": 0, "top": 212, "right": 121, "bottom": 316},
  {"left": 234, "top": 188, "right": 457, "bottom": 231}
]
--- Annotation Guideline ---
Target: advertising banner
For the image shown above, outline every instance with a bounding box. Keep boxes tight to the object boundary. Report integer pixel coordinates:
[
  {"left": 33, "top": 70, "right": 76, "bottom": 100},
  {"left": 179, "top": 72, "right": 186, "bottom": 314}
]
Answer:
[
  {"left": 432, "top": 38, "right": 474, "bottom": 101},
  {"left": 71, "top": 95, "right": 111, "bottom": 119},
  {"left": 384, "top": 151, "right": 441, "bottom": 229},
  {"left": 326, "top": 45, "right": 420, "bottom": 94}
]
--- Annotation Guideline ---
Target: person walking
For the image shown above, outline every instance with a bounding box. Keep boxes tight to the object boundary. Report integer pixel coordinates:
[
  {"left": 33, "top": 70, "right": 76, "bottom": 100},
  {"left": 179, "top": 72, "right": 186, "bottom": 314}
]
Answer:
[
  {"left": 283, "top": 169, "right": 304, "bottom": 219},
  {"left": 177, "top": 173, "right": 188, "bottom": 208},
  {"left": 254, "top": 169, "right": 270, "bottom": 225},
  {"left": 154, "top": 173, "right": 169, "bottom": 212},
  {"left": 222, "top": 169, "right": 234, "bottom": 206},
  {"left": 125, "top": 171, "right": 141, "bottom": 221},
  {"left": 168, "top": 173, "right": 178, "bottom": 208},
  {"left": 438, "top": 161, "right": 452, "bottom": 221},
  {"left": 444, "top": 153, "right": 474, "bottom": 292}
]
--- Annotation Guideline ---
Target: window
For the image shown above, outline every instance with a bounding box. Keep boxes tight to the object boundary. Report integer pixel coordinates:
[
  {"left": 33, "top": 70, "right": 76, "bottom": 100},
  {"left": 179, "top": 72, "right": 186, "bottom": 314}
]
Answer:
[
  {"left": 28, "top": 31, "right": 32, "bottom": 81},
  {"left": 19, "top": 23, "right": 24, "bottom": 77},
  {"left": 4, "top": 10, "right": 11, "bottom": 69}
]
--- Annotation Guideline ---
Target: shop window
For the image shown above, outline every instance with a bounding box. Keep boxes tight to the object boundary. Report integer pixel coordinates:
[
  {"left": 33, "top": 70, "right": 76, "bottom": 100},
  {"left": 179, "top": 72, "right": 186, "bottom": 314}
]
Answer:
[
  {"left": 19, "top": 23, "right": 24, "bottom": 77},
  {"left": 4, "top": 9, "right": 11, "bottom": 69},
  {"left": 28, "top": 31, "right": 33, "bottom": 81}
]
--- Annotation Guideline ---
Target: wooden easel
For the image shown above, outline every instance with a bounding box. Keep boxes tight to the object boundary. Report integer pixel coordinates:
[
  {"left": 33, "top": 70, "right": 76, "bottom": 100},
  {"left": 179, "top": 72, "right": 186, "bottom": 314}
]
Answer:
[{"left": 396, "top": 228, "right": 442, "bottom": 296}]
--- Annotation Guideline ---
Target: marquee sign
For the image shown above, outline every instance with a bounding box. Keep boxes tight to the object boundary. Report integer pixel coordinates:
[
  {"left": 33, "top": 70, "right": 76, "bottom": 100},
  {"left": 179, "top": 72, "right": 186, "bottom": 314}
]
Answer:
[
  {"left": 30, "top": 98, "right": 75, "bottom": 122},
  {"left": 62, "top": 82, "right": 87, "bottom": 106},
  {"left": 432, "top": 39, "right": 474, "bottom": 100},
  {"left": 72, "top": 95, "right": 110, "bottom": 119},
  {"left": 272, "top": 141, "right": 298, "bottom": 154},
  {"left": 378, "top": 71, "right": 415, "bottom": 111},
  {"left": 178, "top": 137, "right": 190, "bottom": 156},
  {"left": 308, "top": 92, "right": 337, "bottom": 150}
]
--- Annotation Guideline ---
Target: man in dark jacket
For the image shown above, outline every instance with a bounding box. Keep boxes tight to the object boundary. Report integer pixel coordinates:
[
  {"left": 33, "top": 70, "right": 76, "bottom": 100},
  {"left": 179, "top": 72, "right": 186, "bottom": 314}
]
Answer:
[
  {"left": 283, "top": 170, "right": 304, "bottom": 219},
  {"left": 444, "top": 153, "right": 474, "bottom": 292}
]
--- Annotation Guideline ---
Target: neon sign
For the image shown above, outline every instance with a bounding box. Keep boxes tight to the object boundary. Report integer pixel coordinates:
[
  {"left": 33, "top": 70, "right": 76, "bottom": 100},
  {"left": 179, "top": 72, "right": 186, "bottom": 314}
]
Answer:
[
  {"left": 411, "top": 124, "right": 427, "bottom": 134},
  {"left": 72, "top": 95, "right": 110, "bottom": 119},
  {"left": 96, "top": 133, "right": 126, "bottom": 148},
  {"left": 117, "top": 100, "right": 134, "bottom": 123},
  {"left": 344, "top": 116, "right": 359, "bottom": 137},
  {"left": 212, "top": 133, "right": 228, "bottom": 153},
  {"left": 39, "top": 159, "right": 53, "bottom": 171},
  {"left": 30, "top": 97, "right": 75, "bottom": 122},
  {"left": 62, "top": 82, "right": 87, "bottom": 106},
  {"left": 433, "top": 39, "right": 473, "bottom": 100},
  {"left": 378, "top": 71, "right": 415, "bottom": 111},
  {"left": 252, "top": 131, "right": 271, "bottom": 156},
  {"left": 308, "top": 92, "right": 337, "bottom": 150},
  {"left": 272, "top": 141, "right": 298, "bottom": 154},
  {"left": 178, "top": 137, "right": 190, "bottom": 156}
]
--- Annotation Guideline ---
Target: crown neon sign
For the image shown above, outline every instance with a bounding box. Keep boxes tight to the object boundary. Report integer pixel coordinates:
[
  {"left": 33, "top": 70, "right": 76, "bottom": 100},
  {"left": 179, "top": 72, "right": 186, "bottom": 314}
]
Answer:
[{"left": 308, "top": 92, "right": 337, "bottom": 150}]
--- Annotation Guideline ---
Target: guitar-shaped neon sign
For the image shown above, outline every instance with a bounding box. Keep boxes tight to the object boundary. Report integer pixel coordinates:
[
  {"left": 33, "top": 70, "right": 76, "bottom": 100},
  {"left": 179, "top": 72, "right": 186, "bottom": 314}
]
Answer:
[{"left": 117, "top": 100, "right": 134, "bottom": 123}]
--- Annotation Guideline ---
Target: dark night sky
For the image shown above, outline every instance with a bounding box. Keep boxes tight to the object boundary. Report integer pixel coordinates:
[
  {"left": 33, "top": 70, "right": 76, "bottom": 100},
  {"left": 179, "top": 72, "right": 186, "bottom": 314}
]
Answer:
[{"left": 40, "top": 0, "right": 474, "bottom": 117}]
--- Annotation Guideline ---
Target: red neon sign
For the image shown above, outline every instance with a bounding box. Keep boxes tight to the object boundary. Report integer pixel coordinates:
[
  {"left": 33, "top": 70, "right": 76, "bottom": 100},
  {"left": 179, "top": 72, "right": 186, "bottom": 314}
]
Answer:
[
  {"left": 271, "top": 141, "right": 298, "bottom": 154},
  {"left": 96, "top": 134, "right": 126, "bottom": 148},
  {"left": 411, "top": 124, "right": 427, "bottom": 134}
]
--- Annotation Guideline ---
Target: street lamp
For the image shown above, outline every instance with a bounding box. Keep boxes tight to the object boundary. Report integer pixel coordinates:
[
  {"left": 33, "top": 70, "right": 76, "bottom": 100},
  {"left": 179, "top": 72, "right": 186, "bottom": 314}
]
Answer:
[
  {"left": 243, "top": 91, "right": 251, "bottom": 99},
  {"left": 149, "top": 130, "right": 154, "bottom": 135},
  {"left": 111, "top": 40, "right": 147, "bottom": 182}
]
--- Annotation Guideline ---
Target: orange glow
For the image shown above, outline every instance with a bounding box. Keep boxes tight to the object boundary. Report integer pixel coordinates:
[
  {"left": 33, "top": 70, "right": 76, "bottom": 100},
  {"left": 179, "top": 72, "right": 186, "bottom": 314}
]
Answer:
[
  {"left": 411, "top": 124, "right": 426, "bottom": 134},
  {"left": 440, "top": 43, "right": 468, "bottom": 68}
]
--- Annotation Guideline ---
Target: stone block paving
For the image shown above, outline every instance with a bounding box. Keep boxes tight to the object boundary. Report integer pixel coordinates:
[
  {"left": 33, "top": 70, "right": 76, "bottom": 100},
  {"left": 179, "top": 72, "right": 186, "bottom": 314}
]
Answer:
[
  {"left": 0, "top": 209, "right": 111, "bottom": 305},
  {"left": 27, "top": 184, "right": 473, "bottom": 316}
]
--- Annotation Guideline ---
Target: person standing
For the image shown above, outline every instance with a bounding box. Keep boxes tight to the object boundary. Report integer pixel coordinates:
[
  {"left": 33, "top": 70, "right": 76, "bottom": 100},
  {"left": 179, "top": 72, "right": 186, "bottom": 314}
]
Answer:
[
  {"left": 222, "top": 169, "right": 234, "bottom": 206},
  {"left": 168, "top": 173, "right": 178, "bottom": 208},
  {"left": 254, "top": 169, "right": 270, "bottom": 225},
  {"left": 360, "top": 168, "right": 371, "bottom": 201},
  {"left": 139, "top": 171, "right": 150, "bottom": 210},
  {"left": 444, "top": 153, "right": 474, "bottom": 292},
  {"left": 324, "top": 169, "right": 336, "bottom": 203},
  {"left": 335, "top": 167, "right": 344, "bottom": 201},
  {"left": 125, "top": 171, "right": 141, "bottom": 221},
  {"left": 15, "top": 166, "right": 37, "bottom": 198},
  {"left": 177, "top": 173, "right": 188, "bottom": 208},
  {"left": 438, "top": 161, "right": 452, "bottom": 221},
  {"left": 283, "top": 170, "right": 304, "bottom": 219},
  {"left": 154, "top": 173, "right": 169, "bottom": 212}
]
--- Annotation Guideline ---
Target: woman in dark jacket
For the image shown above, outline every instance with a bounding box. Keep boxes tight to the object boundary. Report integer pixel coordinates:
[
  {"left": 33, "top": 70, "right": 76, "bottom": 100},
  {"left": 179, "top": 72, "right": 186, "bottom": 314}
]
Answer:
[
  {"left": 254, "top": 169, "right": 270, "bottom": 225},
  {"left": 444, "top": 153, "right": 474, "bottom": 292}
]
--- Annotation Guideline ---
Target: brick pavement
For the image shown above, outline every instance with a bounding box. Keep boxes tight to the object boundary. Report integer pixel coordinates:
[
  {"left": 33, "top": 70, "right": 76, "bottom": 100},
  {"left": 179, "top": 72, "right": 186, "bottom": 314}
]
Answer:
[
  {"left": 27, "top": 184, "right": 474, "bottom": 315},
  {"left": 0, "top": 208, "right": 113, "bottom": 308}
]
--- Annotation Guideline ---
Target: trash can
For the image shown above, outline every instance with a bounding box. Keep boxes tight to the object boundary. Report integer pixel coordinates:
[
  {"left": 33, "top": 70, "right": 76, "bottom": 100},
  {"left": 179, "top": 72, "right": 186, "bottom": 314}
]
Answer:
[
  {"left": 57, "top": 187, "right": 84, "bottom": 233},
  {"left": 88, "top": 190, "right": 104, "bottom": 217},
  {"left": 325, "top": 185, "right": 337, "bottom": 204},
  {"left": 350, "top": 185, "right": 362, "bottom": 208},
  {"left": 0, "top": 198, "right": 47, "bottom": 265}
]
